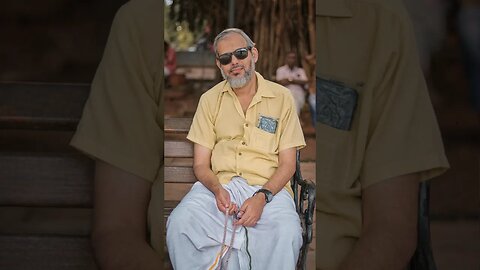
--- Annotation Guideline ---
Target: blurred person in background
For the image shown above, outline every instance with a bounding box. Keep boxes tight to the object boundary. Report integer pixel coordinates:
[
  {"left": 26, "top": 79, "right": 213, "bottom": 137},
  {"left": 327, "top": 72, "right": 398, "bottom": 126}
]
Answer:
[{"left": 276, "top": 51, "right": 309, "bottom": 116}]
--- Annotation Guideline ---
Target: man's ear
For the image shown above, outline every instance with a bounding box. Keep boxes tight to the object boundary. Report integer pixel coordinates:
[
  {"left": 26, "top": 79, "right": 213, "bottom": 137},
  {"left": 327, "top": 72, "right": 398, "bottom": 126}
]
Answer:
[
  {"left": 252, "top": 47, "right": 259, "bottom": 63},
  {"left": 215, "top": 59, "right": 221, "bottom": 69}
]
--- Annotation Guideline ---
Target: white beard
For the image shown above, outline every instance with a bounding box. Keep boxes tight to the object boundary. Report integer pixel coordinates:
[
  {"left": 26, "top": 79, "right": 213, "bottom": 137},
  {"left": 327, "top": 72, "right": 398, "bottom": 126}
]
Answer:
[{"left": 221, "top": 58, "right": 255, "bottom": 89}]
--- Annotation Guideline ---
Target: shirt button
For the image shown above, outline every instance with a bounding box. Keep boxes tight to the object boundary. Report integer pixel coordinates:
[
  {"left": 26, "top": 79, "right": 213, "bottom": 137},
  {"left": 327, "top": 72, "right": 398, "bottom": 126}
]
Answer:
[
  {"left": 239, "top": 172, "right": 243, "bottom": 176},
  {"left": 242, "top": 142, "right": 246, "bottom": 145},
  {"left": 245, "top": 123, "right": 249, "bottom": 127},
  {"left": 239, "top": 152, "right": 242, "bottom": 156}
]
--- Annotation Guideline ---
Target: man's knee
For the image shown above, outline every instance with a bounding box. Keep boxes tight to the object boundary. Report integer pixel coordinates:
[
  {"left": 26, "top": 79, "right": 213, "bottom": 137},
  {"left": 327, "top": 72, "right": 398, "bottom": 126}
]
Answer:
[
  {"left": 166, "top": 205, "right": 192, "bottom": 235},
  {"left": 272, "top": 218, "right": 303, "bottom": 245}
]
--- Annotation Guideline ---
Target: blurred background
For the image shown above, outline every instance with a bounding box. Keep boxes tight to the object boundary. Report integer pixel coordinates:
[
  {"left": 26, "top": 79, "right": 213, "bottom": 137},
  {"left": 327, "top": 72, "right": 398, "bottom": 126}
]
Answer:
[
  {"left": 0, "top": 0, "right": 128, "bottom": 83},
  {"left": 0, "top": 0, "right": 478, "bottom": 269}
]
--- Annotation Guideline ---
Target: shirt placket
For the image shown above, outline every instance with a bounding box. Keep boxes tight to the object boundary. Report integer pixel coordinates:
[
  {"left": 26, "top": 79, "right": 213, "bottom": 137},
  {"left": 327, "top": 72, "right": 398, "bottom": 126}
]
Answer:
[{"left": 234, "top": 93, "right": 261, "bottom": 178}]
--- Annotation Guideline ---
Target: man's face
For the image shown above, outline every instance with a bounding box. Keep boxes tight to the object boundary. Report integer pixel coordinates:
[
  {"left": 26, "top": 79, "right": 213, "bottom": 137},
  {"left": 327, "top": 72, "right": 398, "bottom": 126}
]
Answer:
[
  {"left": 216, "top": 33, "right": 258, "bottom": 89},
  {"left": 286, "top": 53, "right": 296, "bottom": 67}
]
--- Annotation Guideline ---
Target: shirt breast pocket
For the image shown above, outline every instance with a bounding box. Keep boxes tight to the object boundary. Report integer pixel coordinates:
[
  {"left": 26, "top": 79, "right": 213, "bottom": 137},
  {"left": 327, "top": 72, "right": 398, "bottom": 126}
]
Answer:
[{"left": 251, "top": 127, "right": 277, "bottom": 153}]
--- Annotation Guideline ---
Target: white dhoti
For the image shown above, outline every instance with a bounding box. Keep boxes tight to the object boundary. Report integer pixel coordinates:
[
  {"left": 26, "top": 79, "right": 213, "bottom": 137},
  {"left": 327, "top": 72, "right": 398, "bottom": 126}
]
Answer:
[{"left": 166, "top": 177, "right": 303, "bottom": 270}]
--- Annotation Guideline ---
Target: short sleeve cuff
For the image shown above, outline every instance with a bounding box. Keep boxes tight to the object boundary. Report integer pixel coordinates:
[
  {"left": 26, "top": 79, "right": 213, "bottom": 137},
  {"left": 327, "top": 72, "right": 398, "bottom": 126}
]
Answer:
[
  {"left": 279, "top": 141, "right": 306, "bottom": 152},
  {"left": 360, "top": 153, "right": 449, "bottom": 189},
  {"left": 186, "top": 134, "right": 214, "bottom": 150},
  {"left": 70, "top": 134, "right": 160, "bottom": 183}
]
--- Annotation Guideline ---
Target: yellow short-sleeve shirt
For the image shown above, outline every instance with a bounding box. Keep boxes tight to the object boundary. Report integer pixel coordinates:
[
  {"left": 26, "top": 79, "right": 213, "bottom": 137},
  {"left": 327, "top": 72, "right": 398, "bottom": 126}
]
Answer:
[
  {"left": 69, "top": 0, "right": 164, "bottom": 253},
  {"left": 316, "top": 0, "right": 449, "bottom": 268},
  {"left": 187, "top": 72, "right": 306, "bottom": 196}
]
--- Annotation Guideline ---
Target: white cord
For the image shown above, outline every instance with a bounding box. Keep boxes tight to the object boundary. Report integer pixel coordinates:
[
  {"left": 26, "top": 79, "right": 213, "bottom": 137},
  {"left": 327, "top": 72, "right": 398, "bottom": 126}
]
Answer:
[{"left": 217, "top": 207, "right": 237, "bottom": 270}]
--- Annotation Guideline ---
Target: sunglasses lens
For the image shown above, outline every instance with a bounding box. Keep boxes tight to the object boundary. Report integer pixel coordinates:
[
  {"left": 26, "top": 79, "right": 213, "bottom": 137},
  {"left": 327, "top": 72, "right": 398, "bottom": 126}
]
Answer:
[
  {"left": 233, "top": 49, "right": 248, "bottom": 60},
  {"left": 218, "top": 47, "right": 250, "bottom": 65},
  {"left": 218, "top": 54, "right": 232, "bottom": 65}
]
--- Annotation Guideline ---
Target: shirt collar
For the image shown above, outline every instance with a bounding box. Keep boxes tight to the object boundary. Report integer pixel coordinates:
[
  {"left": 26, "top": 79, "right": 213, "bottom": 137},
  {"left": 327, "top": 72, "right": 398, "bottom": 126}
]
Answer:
[{"left": 317, "top": 0, "right": 353, "bottom": 17}]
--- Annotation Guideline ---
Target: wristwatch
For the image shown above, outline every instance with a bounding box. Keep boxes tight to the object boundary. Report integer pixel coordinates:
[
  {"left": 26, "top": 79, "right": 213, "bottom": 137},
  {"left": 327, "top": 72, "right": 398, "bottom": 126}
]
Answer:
[{"left": 253, "top": 188, "right": 274, "bottom": 203}]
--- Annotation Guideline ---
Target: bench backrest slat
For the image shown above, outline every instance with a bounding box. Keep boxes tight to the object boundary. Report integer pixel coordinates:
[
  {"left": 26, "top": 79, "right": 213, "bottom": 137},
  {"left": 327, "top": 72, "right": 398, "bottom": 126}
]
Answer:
[
  {"left": 164, "top": 118, "right": 192, "bottom": 134},
  {"left": 0, "top": 153, "right": 93, "bottom": 207},
  {"left": 165, "top": 141, "right": 193, "bottom": 158},
  {"left": 164, "top": 167, "right": 196, "bottom": 183},
  {"left": 164, "top": 120, "right": 195, "bottom": 185},
  {"left": 0, "top": 82, "right": 89, "bottom": 130},
  {"left": 0, "top": 235, "right": 97, "bottom": 269}
]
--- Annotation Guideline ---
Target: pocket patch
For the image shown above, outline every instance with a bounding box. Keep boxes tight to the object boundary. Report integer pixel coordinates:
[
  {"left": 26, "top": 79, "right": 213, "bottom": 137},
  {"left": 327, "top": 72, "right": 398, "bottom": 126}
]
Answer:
[
  {"left": 257, "top": 115, "right": 278, "bottom": 134},
  {"left": 316, "top": 76, "right": 358, "bottom": 130}
]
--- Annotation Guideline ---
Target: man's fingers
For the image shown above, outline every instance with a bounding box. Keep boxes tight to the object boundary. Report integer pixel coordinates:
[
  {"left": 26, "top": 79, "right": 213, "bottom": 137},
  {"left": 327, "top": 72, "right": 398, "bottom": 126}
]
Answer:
[
  {"left": 222, "top": 198, "right": 230, "bottom": 208},
  {"left": 243, "top": 217, "right": 256, "bottom": 227},
  {"left": 234, "top": 214, "right": 247, "bottom": 225},
  {"left": 239, "top": 201, "right": 248, "bottom": 212},
  {"left": 230, "top": 204, "right": 238, "bottom": 215},
  {"left": 235, "top": 212, "right": 255, "bottom": 226},
  {"left": 217, "top": 200, "right": 227, "bottom": 213},
  {"left": 236, "top": 211, "right": 259, "bottom": 227}
]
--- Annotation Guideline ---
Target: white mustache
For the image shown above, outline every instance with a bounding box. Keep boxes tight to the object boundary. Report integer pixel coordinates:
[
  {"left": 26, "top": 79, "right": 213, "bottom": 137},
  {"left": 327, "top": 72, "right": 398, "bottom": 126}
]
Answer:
[{"left": 230, "top": 65, "right": 244, "bottom": 72}]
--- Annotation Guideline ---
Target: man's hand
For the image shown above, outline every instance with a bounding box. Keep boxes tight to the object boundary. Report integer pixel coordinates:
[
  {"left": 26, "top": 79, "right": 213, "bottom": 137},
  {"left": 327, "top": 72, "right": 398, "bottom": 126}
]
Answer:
[
  {"left": 232, "top": 147, "right": 297, "bottom": 227},
  {"left": 278, "top": 78, "right": 290, "bottom": 86},
  {"left": 212, "top": 185, "right": 237, "bottom": 215},
  {"left": 234, "top": 193, "right": 266, "bottom": 227}
]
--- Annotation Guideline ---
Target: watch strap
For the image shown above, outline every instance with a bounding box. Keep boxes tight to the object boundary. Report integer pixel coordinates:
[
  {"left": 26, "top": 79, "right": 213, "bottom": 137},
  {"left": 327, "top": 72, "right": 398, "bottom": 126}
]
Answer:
[{"left": 253, "top": 188, "right": 273, "bottom": 203}]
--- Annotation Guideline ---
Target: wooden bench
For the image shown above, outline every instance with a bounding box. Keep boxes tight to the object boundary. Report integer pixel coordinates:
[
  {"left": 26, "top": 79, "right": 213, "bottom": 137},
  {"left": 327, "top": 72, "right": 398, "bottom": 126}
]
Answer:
[
  {"left": 164, "top": 118, "right": 316, "bottom": 270},
  {"left": 0, "top": 82, "right": 96, "bottom": 269}
]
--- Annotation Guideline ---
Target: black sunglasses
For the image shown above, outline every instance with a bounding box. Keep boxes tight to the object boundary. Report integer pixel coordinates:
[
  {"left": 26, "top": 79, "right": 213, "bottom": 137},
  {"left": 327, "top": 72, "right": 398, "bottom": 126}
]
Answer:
[{"left": 217, "top": 46, "right": 252, "bottom": 65}]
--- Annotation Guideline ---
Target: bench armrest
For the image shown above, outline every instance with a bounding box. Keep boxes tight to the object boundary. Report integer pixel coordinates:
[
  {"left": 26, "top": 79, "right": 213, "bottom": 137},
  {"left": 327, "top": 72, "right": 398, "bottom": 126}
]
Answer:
[
  {"left": 292, "top": 151, "right": 316, "bottom": 270},
  {"left": 297, "top": 177, "right": 316, "bottom": 244},
  {"left": 409, "top": 181, "right": 437, "bottom": 270}
]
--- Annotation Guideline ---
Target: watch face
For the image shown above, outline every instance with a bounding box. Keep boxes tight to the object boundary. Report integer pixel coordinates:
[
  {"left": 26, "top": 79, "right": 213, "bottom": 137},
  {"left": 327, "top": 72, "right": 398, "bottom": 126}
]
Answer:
[
  {"left": 261, "top": 189, "right": 273, "bottom": 203},
  {"left": 255, "top": 189, "right": 273, "bottom": 203},
  {"left": 265, "top": 192, "right": 273, "bottom": 202}
]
